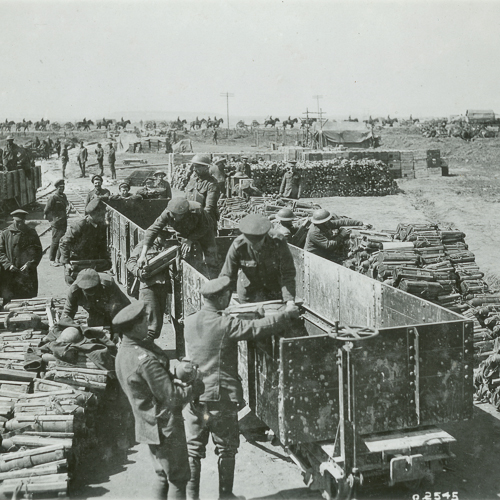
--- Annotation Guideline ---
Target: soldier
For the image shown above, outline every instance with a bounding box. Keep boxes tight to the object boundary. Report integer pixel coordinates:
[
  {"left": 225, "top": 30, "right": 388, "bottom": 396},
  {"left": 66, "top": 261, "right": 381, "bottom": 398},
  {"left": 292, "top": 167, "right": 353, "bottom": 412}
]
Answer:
[
  {"left": 114, "top": 301, "right": 196, "bottom": 500},
  {"left": 212, "top": 129, "right": 218, "bottom": 145},
  {"left": 59, "top": 198, "right": 111, "bottom": 285},
  {"left": 110, "top": 181, "right": 143, "bottom": 201},
  {"left": 54, "top": 138, "right": 61, "bottom": 158},
  {"left": 152, "top": 171, "right": 173, "bottom": 200},
  {"left": 137, "top": 177, "right": 158, "bottom": 200},
  {"left": 2, "top": 136, "right": 21, "bottom": 172},
  {"left": 185, "top": 154, "right": 220, "bottom": 226},
  {"left": 304, "top": 209, "right": 363, "bottom": 263},
  {"left": 108, "top": 143, "right": 116, "bottom": 179},
  {"left": 78, "top": 141, "right": 88, "bottom": 177},
  {"left": 183, "top": 277, "right": 300, "bottom": 500},
  {"left": 127, "top": 231, "right": 173, "bottom": 341},
  {"left": 210, "top": 157, "right": 227, "bottom": 199},
  {"left": 279, "top": 161, "right": 302, "bottom": 199},
  {"left": 61, "top": 144, "right": 69, "bottom": 179},
  {"left": 34, "top": 136, "right": 40, "bottom": 148},
  {"left": 219, "top": 214, "right": 296, "bottom": 304},
  {"left": 44, "top": 179, "right": 70, "bottom": 266},
  {"left": 0, "top": 209, "right": 43, "bottom": 303},
  {"left": 240, "top": 156, "right": 252, "bottom": 178},
  {"left": 62, "top": 269, "right": 130, "bottom": 330},
  {"left": 95, "top": 143, "right": 104, "bottom": 176},
  {"left": 271, "top": 208, "right": 298, "bottom": 242},
  {"left": 136, "top": 197, "right": 218, "bottom": 279},
  {"left": 85, "top": 174, "right": 111, "bottom": 208}
]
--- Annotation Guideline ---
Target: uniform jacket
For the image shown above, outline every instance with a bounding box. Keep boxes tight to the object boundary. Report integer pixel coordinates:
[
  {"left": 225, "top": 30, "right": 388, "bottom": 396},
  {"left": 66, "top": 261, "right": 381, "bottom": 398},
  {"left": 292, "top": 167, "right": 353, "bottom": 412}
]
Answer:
[
  {"left": 152, "top": 179, "right": 172, "bottom": 200},
  {"left": 2, "top": 143, "right": 22, "bottom": 172},
  {"left": 59, "top": 216, "right": 109, "bottom": 264},
  {"left": 0, "top": 223, "right": 43, "bottom": 298},
  {"left": 144, "top": 207, "right": 216, "bottom": 252},
  {"left": 108, "top": 148, "right": 116, "bottom": 163},
  {"left": 185, "top": 304, "right": 293, "bottom": 403},
  {"left": 116, "top": 335, "right": 191, "bottom": 444},
  {"left": 185, "top": 172, "right": 220, "bottom": 222},
  {"left": 62, "top": 273, "right": 130, "bottom": 326},
  {"left": 127, "top": 240, "right": 170, "bottom": 289},
  {"left": 304, "top": 223, "right": 345, "bottom": 261},
  {"left": 95, "top": 147, "right": 104, "bottom": 161},
  {"left": 219, "top": 233, "right": 296, "bottom": 303},
  {"left": 279, "top": 171, "right": 302, "bottom": 199},
  {"left": 61, "top": 149, "right": 69, "bottom": 163},
  {"left": 44, "top": 192, "right": 69, "bottom": 228},
  {"left": 85, "top": 188, "right": 111, "bottom": 207},
  {"left": 78, "top": 146, "right": 88, "bottom": 163},
  {"left": 209, "top": 164, "right": 226, "bottom": 184}
]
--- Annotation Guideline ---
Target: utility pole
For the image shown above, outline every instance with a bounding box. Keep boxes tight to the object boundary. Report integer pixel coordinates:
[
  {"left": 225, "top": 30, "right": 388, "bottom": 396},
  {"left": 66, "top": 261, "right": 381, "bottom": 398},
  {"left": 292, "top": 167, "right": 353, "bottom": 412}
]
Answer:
[
  {"left": 313, "top": 95, "right": 323, "bottom": 128},
  {"left": 220, "top": 92, "right": 234, "bottom": 134}
]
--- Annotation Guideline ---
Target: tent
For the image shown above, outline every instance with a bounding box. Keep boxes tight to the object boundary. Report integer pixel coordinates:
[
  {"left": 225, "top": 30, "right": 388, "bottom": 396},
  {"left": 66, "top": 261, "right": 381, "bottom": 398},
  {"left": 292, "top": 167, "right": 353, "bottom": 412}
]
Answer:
[{"left": 312, "top": 121, "right": 377, "bottom": 149}]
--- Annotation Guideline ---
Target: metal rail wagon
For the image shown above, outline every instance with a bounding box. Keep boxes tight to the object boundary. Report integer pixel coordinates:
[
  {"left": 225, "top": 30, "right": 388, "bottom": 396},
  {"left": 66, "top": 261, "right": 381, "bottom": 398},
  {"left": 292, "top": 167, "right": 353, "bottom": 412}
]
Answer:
[{"left": 106, "top": 200, "right": 473, "bottom": 499}]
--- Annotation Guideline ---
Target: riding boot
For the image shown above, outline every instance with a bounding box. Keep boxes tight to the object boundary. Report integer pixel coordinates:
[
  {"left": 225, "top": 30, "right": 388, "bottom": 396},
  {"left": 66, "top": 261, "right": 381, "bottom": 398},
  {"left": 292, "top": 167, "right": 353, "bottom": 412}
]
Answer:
[
  {"left": 218, "top": 457, "right": 244, "bottom": 500},
  {"left": 186, "top": 457, "right": 201, "bottom": 500}
]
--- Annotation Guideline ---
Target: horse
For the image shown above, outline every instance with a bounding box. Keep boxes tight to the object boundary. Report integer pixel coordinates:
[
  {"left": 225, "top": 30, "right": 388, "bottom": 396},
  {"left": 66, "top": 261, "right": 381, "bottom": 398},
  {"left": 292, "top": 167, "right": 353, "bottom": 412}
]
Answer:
[
  {"left": 76, "top": 119, "right": 94, "bottom": 131},
  {"left": 300, "top": 117, "right": 317, "bottom": 128},
  {"left": 282, "top": 117, "right": 298, "bottom": 129},
  {"left": 206, "top": 118, "right": 223, "bottom": 129},
  {"left": 171, "top": 118, "right": 187, "bottom": 130},
  {"left": 264, "top": 117, "right": 280, "bottom": 127},
  {"left": 116, "top": 119, "right": 131, "bottom": 130},
  {"left": 2, "top": 121, "right": 15, "bottom": 132},
  {"left": 16, "top": 120, "right": 32, "bottom": 133},
  {"left": 96, "top": 118, "right": 113, "bottom": 129},
  {"left": 34, "top": 119, "right": 49, "bottom": 131}
]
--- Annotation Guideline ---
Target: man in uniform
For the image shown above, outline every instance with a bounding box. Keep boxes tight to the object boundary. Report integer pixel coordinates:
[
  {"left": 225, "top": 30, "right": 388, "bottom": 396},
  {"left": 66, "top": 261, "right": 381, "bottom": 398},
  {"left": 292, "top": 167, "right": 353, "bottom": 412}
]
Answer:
[
  {"left": 108, "top": 143, "right": 117, "bottom": 179},
  {"left": 152, "top": 171, "right": 173, "bottom": 200},
  {"left": 110, "top": 181, "right": 143, "bottom": 201},
  {"left": 271, "top": 208, "right": 298, "bottom": 242},
  {"left": 136, "top": 197, "right": 218, "bottom": 279},
  {"left": 210, "top": 157, "right": 227, "bottom": 199},
  {"left": 240, "top": 156, "right": 252, "bottom": 178},
  {"left": 279, "top": 161, "right": 302, "bottom": 199},
  {"left": 183, "top": 277, "right": 300, "bottom": 500},
  {"left": 85, "top": 174, "right": 111, "bottom": 208},
  {"left": 127, "top": 231, "right": 174, "bottom": 341},
  {"left": 185, "top": 154, "right": 220, "bottom": 226},
  {"left": 44, "top": 178, "right": 70, "bottom": 266},
  {"left": 220, "top": 214, "right": 296, "bottom": 304},
  {"left": 61, "top": 268, "right": 130, "bottom": 331},
  {"left": 95, "top": 143, "right": 104, "bottom": 176},
  {"left": 115, "top": 301, "right": 197, "bottom": 500},
  {"left": 54, "top": 138, "right": 61, "bottom": 158},
  {"left": 2, "top": 136, "right": 21, "bottom": 172},
  {"left": 78, "top": 141, "right": 88, "bottom": 177},
  {"left": 61, "top": 144, "right": 69, "bottom": 179},
  {"left": 0, "top": 209, "right": 43, "bottom": 303},
  {"left": 59, "top": 198, "right": 111, "bottom": 284},
  {"left": 304, "top": 209, "right": 363, "bottom": 263}
]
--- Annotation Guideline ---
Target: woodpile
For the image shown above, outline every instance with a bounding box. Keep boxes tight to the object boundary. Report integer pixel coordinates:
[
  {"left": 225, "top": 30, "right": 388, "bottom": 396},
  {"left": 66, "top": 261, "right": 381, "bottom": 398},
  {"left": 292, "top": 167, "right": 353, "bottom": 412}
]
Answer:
[{"left": 0, "top": 297, "right": 114, "bottom": 497}]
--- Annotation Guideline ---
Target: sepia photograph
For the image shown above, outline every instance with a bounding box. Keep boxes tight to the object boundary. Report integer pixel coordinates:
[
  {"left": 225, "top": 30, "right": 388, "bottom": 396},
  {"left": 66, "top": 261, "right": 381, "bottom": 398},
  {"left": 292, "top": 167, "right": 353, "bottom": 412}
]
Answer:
[{"left": 0, "top": 1, "right": 499, "bottom": 499}]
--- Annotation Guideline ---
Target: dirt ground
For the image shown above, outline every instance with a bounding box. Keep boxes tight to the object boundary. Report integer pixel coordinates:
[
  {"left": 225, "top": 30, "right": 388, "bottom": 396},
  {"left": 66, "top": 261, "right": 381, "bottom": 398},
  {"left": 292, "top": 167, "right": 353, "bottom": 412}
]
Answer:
[{"left": 3, "top": 125, "right": 500, "bottom": 499}]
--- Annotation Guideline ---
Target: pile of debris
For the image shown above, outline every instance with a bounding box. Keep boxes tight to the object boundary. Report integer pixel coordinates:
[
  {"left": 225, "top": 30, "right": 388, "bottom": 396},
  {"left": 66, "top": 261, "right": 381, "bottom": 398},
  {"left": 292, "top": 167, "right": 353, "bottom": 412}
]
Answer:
[{"left": 0, "top": 298, "right": 116, "bottom": 497}]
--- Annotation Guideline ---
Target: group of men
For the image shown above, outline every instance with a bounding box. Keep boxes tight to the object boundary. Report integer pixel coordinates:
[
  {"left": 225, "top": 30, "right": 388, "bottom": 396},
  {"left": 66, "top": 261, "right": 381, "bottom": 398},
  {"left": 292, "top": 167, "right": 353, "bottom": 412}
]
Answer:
[
  {"left": 59, "top": 141, "right": 117, "bottom": 179},
  {"left": 0, "top": 146, "right": 368, "bottom": 499}
]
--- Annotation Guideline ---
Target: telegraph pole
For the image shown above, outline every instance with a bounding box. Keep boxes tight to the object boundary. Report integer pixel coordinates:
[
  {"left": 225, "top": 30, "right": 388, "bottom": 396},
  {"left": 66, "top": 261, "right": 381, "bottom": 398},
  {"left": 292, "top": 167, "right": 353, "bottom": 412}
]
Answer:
[
  {"left": 220, "top": 92, "right": 234, "bottom": 133},
  {"left": 313, "top": 95, "right": 323, "bottom": 129}
]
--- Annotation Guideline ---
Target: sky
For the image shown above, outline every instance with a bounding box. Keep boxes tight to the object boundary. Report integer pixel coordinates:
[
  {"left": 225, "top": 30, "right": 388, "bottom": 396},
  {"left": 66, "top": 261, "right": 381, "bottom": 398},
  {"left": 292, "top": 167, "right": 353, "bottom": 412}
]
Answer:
[{"left": 0, "top": 0, "right": 499, "bottom": 122}]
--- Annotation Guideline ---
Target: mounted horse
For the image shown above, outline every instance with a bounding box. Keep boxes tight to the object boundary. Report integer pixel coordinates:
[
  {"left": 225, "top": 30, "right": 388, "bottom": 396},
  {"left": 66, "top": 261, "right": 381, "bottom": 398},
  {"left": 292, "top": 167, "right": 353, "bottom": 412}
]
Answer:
[
  {"left": 282, "top": 117, "right": 298, "bottom": 129},
  {"left": 264, "top": 117, "right": 280, "bottom": 127},
  {"left": 16, "top": 120, "right": 32, "bottom": 133},
  {"left": 96, "top": 118, "right": 113, "bottom": 129},
  {"left": 116, "top": 119, "right": 131, "bottom": 130},
  {"left": 171, "top": 117, "right": 187, "bottom": 130},
  {"left": 76, "top": 119, "right": 94, "bottom": 131},
  {"left": 300, "top": 117, "right": 317, "bottom": 128},
  {"left": 34, "top": 118, "right": 50, "bottom": 131},
  {"left": 206, "top": 118, "right": 223, "bottom": 129}
]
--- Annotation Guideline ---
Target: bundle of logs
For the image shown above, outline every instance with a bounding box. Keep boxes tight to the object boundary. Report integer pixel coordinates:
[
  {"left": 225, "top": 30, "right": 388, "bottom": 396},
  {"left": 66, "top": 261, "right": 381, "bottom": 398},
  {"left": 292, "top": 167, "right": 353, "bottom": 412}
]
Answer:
[
  {"left": 0, "top": 297, "right": 116, "bottom": 497},
  {"left": 171, "top": 159, "right": 398, "bottom": 197}
]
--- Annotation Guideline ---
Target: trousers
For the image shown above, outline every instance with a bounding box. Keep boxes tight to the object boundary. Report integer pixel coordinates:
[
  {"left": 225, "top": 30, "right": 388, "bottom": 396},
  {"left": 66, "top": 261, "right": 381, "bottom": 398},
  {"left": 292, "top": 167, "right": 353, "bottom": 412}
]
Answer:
[
  {"left": 139, "top": 283, "right": 169, "bottom": 340},
  {"left": 49, "top": 224, "right": 67, "bottom": 262},
  {"left": 109, "top": 161, "right": 116, "bottom": 179}
]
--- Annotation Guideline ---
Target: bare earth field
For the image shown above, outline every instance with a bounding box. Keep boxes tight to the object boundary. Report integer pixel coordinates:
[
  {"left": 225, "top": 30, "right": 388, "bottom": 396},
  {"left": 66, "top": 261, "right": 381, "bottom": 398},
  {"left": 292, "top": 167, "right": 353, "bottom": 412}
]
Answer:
[{"left": 2, "top": 125, "right": 500, "bottom": 499}]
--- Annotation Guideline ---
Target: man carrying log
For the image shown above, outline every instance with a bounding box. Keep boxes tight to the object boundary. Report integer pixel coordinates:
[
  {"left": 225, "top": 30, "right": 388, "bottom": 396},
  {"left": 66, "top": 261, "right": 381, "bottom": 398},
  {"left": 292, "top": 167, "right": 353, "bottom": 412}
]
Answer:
[
  {"left": 183, "top": 277, "right": 300, "bottom": 500},
  {"left": 304, "top": 209, "right": 364, "bottom": 264},
  {"left": 219, "top": 214, "right": 296, "bottom": 304},
  {"left": 0, "top": 209, "right": 43, "bottom": 303},
  {"left": 115, "top": 301, "right": 198, "bottom": 500},
  {"left": 59, "top": 199, "right": 111, "bottom": 285},
  {"left": 136, "top": 197, "right": 218, "bottom": 279}
]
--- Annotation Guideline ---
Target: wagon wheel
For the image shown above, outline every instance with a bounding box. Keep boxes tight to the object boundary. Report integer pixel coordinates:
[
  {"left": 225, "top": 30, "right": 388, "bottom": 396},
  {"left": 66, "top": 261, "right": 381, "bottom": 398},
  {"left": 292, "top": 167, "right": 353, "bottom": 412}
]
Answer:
[{"left": 332, "top": 325, "right": 379, "bottom": 341}]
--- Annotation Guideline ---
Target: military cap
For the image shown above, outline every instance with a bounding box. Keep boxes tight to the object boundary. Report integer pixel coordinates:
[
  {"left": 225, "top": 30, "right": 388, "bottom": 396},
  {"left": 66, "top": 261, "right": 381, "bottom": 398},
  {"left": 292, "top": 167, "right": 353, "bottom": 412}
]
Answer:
[
  {"left": 153, "top": 170, "right": 166, "bottom": 177},
  {"left": 275, "top": 208, "right": 296, "bottom": 222},
  {"left": 239, "top": 214, "right": 271, "bottom": 236},
  {"left": 112, "top": 301, "right": 146, "bottom": 331},
  {"left": 200, "top": 276, "right": 231, "bottom": 298},
  {"left": 191, "top": 153, "right": 211, "bottom": 167},
  {"left": 86, "top": 198, "right": 104, "bottom": 215},
  {"left": 54, "top": 179, "right": 65, "bottom": 187},
  {"left": 91, "top": 174, "right": 103, "bottom": 183},
  {"left": 118, "top": 181, "right": 130, "bottom": 189},
  {"left": 10, "top": 209, "right": 28, "bottom": 218},
  {"left": 75, "top": 269, "right": 101, "bottom": 290},
  {"left": 311, "top": 209, "right": 333, "bottom": 225},
  {"left": 6, "top": 135, "right": 14, "bottom": 141},
  {"left": 167, "top": 197, "right": 190, "bottom": 215}
]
